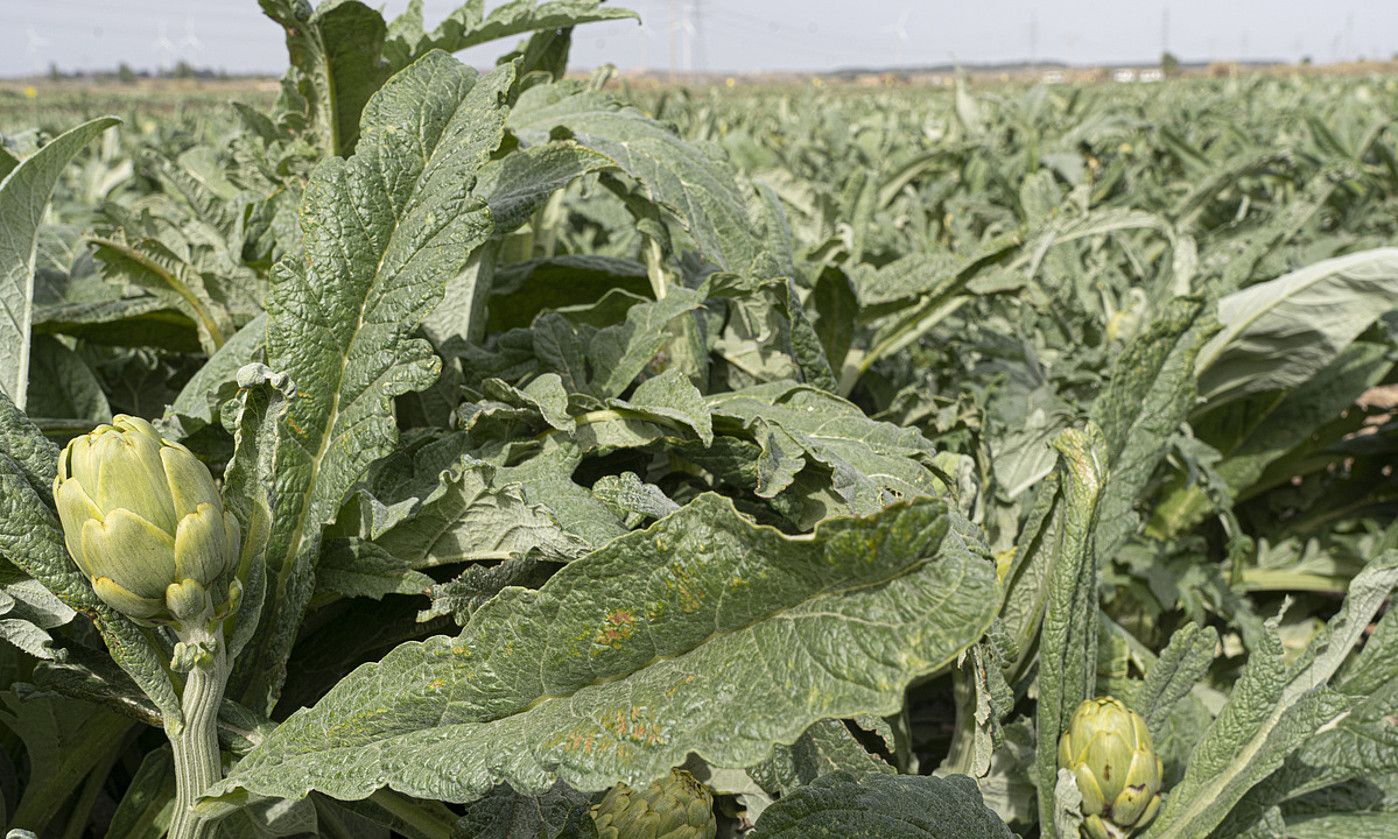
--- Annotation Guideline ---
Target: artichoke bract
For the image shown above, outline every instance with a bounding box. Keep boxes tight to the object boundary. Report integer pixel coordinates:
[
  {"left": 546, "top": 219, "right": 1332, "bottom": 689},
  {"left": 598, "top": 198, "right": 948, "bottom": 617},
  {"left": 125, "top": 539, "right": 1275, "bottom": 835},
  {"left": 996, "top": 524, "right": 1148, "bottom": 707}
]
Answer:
[
  {"left": 1059, "top": 696, "right": 1163, "bottom": 839},
  {"left": 592, "top": 769, "right": 717, "bottom": 839},
  {"left": 54, "top": 415, "right": 240, "bottom": 626}
]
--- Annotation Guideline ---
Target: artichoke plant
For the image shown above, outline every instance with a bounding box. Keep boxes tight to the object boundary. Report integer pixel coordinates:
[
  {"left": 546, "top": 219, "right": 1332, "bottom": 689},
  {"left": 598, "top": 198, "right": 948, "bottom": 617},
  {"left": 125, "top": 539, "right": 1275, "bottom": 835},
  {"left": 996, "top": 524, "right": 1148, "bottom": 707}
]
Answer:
[
  {"left": 592, "top": 769, "right": 718, "bottom": 839},
  {"left": 54, "top": 414, "right": 241, "bottom": 628},
  {"left": 1058, "top": 696, "right": 1163, "bottom": 839},
  {"left": 52, "top": 414, "right": 248, "bottom": 838}
]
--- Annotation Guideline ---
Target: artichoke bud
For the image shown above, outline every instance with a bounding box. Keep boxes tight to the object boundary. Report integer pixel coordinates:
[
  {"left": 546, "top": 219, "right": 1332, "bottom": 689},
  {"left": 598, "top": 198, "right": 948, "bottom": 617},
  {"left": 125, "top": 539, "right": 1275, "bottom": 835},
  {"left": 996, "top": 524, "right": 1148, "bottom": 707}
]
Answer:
[
  {"left": 165, "top": 579, "right": 210, "bottom": 623},
  {"left": 220, "top": 578, "right": 244, "bottom": 620},
  {"left": 1059, "top": 696, "right": 1164, "bottom": 838},
  {"left": 1083, "top": 815, "right": 1112, "bottom": 839},
  {"left": 592, "top": 769, "right": 717, "bottom": 839},
  {"left": 54, "top": 415, "right": 240, "bottom": 628},
  {"left": 172, "top": 639, "right": 215, "bottom": 672}
]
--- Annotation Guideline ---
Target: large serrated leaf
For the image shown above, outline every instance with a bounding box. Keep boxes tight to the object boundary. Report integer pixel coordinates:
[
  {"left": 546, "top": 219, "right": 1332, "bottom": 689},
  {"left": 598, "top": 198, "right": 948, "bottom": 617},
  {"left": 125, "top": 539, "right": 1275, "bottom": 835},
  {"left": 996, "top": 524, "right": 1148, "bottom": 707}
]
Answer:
[
  {"left": 87, "top": 231, "right": 234, "bottom": 354},
  {"left": 265, "top": 0, "right": 632, "bottom": 159},
  {"left": 410, "top": 0, "right": 637, "bottom": 58},
  {"left": 1089, "top": 296, "right": 1217, "bottom": 559},
  {"left": 1215, "top": 683, "right": 1398, "bottom": 836},
  {"left": 234, "top": 52, "right": 513, "bottom": 711},
  {"left": 511, "top": 85, "right": 776, "bottom": 276},
  {"left": 529, "top": 289, "right": 705, "bottom": 400},
  {"left": 362, "top": 456, "right": 586, "bottom": 570},
  {"left": 1195, "top": 248, "right": 1398, "bottom": 407},
  {"left": 1034, "top": 426, "right": 1107, "bottom": 839},
  {"left": 1154, "top": 339, "right": 1393, "bottom": 538},
  {"left": 212, "top": 493, "right": 996, "bottom": 804},
  {"left": 260, "top": 0, "right": 389, "bottom": 158},
  {"left": 0, "top": 387, "right": 59, "bottom": 502},
  {"left": 1143, "top": 551, "right": 1398, "bottom": 839},
  {"left": 748, "top": 719, "right": 894, "bottom": 797},
  {"left": 0, "top": 577, "right": 74, "bottom": 659},
  {"left": 705, "top": 382, "right": 954, "bottom": 517},
  {"left": 747, "top": 771, "right": 1013, "bottom": 838},
  {"left": 1130, "top": 622, "right": 1219, "bottom": 736},
  {"left": 0, "top": 116, "right": 117, "bottom": 409},
  {"left": 452, "top": 781, "right": 598, "bottom": 839},
  {"left": 476, "top": 143, "right": 612, "bottom": 236}
]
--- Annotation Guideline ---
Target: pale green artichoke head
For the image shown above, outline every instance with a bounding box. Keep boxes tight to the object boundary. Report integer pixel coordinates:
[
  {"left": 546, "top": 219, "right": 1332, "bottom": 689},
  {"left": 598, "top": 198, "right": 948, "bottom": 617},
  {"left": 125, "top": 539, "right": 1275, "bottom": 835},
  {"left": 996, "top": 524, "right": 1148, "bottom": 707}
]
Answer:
[
  {"left": 54, "top": 415, "right": 240, "bottom": 626},
  {"left": 592, "top": 769, "right": 717, "bottom": 839},
  {"left": 1059, "top": 696, "right": 1163, "bottom": 839}
]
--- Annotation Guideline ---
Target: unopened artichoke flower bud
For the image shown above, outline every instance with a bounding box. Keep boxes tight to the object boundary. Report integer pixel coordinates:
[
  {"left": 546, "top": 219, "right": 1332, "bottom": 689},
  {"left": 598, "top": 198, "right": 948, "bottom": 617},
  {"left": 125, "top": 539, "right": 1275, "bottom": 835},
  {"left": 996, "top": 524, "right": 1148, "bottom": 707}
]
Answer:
[
  {"left": 592, "top": 769, "right": 717, "bottom": 839},
  {"left": 53, "top": 415, "right": 241, "bottom": 627},
  {"left": 1059, "top": 697, "right": 1163, "bottom": 839}
]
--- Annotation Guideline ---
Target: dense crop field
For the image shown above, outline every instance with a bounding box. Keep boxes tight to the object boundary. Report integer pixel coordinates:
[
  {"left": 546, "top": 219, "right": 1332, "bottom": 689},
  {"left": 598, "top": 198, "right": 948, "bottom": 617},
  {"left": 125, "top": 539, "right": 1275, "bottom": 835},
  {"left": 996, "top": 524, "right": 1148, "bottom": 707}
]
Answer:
[{"left": 2, "top": 2, "right": 1397, "bottom": 838}]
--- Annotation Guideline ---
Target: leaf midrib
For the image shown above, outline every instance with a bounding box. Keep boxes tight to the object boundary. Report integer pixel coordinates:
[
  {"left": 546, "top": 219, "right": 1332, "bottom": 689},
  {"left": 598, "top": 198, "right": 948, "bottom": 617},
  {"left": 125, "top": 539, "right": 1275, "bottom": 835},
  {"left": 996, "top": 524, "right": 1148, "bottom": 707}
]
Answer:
[
  {"left": 440, "top": 497, "right": 942, "bottom": 724},
  {"left": 283, "top": 502, "right": 959, "bottom": 747},
  {"left": 86, "top": 235, "right": 226, "bottom": 348},
  {"left": 273, "top": 64, "right": 486, "bottom": 623},
  {"left": 1196, "top": 248, "right": 1398, "bottom": 375}
]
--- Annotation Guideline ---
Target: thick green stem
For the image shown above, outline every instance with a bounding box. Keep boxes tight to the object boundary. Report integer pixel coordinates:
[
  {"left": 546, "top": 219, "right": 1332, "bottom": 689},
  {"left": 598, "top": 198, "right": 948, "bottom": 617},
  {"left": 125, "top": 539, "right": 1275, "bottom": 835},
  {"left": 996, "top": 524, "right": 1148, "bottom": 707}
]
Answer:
[
  {"left": 941, "top": 664, "right": 979, "bottom": 775},
  {"left": 368, "top": 789, "right": 457, "bottom": 839},
  {"left": 167, "top": 623, "right": 230, "bottom": 839}
]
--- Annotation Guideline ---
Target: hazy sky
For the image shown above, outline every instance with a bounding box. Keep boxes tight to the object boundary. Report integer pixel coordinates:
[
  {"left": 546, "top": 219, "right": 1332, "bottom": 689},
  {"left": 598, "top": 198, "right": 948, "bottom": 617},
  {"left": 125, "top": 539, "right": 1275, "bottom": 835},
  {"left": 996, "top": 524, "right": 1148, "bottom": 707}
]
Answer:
[{"left": 3, "top": 0, "right": 1398, "bottom": 77}]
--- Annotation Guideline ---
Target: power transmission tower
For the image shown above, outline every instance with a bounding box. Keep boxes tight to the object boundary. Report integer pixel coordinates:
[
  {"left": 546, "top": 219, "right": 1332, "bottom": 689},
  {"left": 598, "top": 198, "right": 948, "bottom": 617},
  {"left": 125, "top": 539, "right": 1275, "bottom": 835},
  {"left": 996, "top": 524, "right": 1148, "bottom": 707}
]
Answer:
[{"left": 1161, "top": 6, "right": 1170, "bottom": 54}]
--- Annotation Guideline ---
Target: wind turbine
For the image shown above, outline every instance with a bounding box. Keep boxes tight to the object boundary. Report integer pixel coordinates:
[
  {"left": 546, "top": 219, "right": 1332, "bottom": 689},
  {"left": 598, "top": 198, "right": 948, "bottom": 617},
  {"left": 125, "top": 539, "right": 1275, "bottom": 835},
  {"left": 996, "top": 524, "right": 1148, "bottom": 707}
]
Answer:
[
  {"left": 153, "top": 21, "right": 179, "bottom": 70},
  {"left": 689, "top": 0, "right": 706, "bottom": 75},
  {"left": 667, "top": 1, "right": 698, "bottom": 78},
  {"left": 884, "top": 7, "right": 912, "bottom": 68},
  {"left": 180, "top": 20, "right": 204, "bottom": 56},
  {"left": 678, "top": 3, "right": 696, "bottom": 76}
]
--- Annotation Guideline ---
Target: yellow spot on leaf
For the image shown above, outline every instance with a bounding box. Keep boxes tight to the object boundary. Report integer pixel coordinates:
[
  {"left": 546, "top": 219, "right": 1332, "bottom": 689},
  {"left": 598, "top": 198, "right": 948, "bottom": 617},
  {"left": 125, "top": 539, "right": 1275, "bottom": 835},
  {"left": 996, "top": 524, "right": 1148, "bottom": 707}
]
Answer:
[{"left": 591, "top": 608, "right": 639, "bottom": 653}]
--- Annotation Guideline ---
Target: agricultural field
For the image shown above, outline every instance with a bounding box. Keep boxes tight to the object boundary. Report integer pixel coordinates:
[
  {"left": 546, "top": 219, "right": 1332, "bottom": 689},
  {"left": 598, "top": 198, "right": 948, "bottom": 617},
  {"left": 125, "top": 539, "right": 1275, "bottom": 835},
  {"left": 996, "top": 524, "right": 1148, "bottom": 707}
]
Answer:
[{"left": 1, "top": 2, "right": 1397, "bottom": 838}]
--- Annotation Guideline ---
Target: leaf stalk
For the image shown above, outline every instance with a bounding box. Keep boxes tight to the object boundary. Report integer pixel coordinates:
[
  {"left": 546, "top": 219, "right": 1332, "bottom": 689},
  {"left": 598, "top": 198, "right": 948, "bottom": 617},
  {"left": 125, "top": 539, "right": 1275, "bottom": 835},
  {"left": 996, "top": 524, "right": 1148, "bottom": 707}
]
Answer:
[{"left": 167, "top": 621, "right": 231, "bottom": 839}]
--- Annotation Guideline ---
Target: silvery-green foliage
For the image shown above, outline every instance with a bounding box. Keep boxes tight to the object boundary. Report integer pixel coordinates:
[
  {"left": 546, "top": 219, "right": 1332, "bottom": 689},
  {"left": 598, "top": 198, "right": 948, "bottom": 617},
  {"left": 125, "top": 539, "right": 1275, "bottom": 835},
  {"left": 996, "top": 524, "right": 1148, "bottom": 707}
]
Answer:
[
  {"left": 212, "top": 494, "right": 996, "bottom": 802},
  {"left": 4, "top": 8, "right": 1398, "bottom": 837},
  {"left": 234, "top": 53, "right": 516, "bottom": 711},
  {"left": 0, "top": 118, "right": 118, "bottom": 409},
  {"left": 747, "top": 771, "right": 1013, "bottom": 838}
]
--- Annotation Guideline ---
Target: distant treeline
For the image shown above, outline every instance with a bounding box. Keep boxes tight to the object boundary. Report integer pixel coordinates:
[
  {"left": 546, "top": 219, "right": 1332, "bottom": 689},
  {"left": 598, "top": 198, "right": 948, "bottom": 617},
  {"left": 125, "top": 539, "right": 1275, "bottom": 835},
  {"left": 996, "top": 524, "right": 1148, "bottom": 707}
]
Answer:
[{"left": 34, "top": 62, "right": 259, "bottom": 83}]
